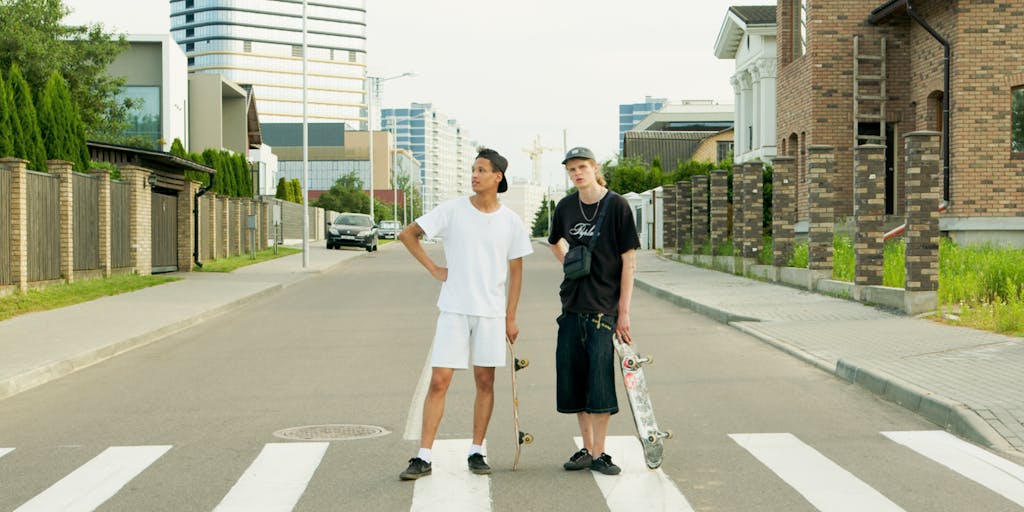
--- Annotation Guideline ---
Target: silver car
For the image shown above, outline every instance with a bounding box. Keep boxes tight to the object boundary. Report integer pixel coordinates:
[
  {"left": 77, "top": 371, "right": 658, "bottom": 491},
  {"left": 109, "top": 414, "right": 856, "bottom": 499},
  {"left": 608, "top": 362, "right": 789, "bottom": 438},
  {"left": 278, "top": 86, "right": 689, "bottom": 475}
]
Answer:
[{"left": 378, "top": 220, "right": 402, "bottom": 239}]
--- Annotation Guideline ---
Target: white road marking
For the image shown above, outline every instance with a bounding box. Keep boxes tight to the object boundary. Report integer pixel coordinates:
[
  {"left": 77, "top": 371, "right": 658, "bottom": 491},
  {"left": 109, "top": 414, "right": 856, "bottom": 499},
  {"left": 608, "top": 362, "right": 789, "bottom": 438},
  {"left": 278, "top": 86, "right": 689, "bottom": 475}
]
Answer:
[
  {"left": 411, "top": 439, "right": 490, "bottom": 511},
  {"left": 404, "top": 352, "right": 433, "bottom": 441},
  {"left": 730, "top": 433, "right": 905, "bottom": 512},
  {"left": 212, "top": 442, "right": 328, "bottom": 512},
  {"left": 883, "top": 430, "right": 1024, "bottom": 507},
  {"left": 576, "top": 436, "right": 694, "bottom": 512},
  {"left": 14, "top": 445, "right": 170, "bottom": 512},
  {"left": 0, "top": 447, "right": 12, "bottom": 460}
]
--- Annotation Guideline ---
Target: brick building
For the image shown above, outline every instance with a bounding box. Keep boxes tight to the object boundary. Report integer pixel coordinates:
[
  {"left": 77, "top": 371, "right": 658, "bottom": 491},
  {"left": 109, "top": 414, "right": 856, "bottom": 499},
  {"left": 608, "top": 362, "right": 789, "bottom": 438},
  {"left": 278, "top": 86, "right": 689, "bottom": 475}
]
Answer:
[{"left": 776, "top": 0, "right": 1024, "bottom": 244}]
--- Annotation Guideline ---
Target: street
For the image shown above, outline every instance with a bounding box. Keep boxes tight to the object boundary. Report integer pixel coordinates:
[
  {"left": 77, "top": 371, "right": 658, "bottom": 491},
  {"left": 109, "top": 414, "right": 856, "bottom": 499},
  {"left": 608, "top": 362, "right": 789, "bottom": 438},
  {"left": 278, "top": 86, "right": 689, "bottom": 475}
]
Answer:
[{"left": 0, "top": 242, "right": 1022, "bottom": 511}]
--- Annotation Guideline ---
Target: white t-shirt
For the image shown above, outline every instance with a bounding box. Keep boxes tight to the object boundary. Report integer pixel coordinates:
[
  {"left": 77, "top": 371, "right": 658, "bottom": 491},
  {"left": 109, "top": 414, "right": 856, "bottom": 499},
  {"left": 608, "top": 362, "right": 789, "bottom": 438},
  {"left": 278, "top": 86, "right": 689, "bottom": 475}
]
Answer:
[{"left": 416, "top": 196, "right": 534, "bottom": 317}]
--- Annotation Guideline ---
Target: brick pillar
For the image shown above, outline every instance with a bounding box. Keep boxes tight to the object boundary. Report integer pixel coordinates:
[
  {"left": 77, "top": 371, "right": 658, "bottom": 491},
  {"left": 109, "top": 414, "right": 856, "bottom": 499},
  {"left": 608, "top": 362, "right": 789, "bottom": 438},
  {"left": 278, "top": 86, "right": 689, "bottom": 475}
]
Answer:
[
  {"left": 178, "top": 180, "right": 196, "bottom": 272},
  {"left": 50, "top": 161, "right": 75, "bottom": 283},
  {"left": 662, "top": 183, "right": 678, "bottom": 252},
  {"left": 807, "top": 146, "right": 835, "bottom": 271},
  {"left": 676, "top": 181, "right": 692, "bottom": 251},
  {"left": 90, "top": 168, "right": 112, "bottom": 277},
  {"left": 120, "top": 165, "right": 152, "bottom": 275},
  {"left": 691, "top": 175, "right": 709, "bottom": 253},
  {"left": 771, "top": 156, "right": 797, "bottom": 267},
  {"left": 243, "top": 199, "right": 253, "bottom": 254},
  {"left": 3, "top": 158, "right": 29, "bottom": 291},
  {"left": 259, "top": 200, "right": 269, "bottom": 250},
  {"left": 854, "top": 145, "right": 887, "bottom": 286},
  {"left": 744, "top": 162, "right": 764, "bottom": 260},
  {"left": 234, "top": 198, "right": 243, "bottom": 256},
  {"left": 219, "top": 195, "right": 229, "bottom": 258},
  {"left": 710, "top": 169, "right": 729, "bottom": 254},
  {"left": 204, "top": 194, "right": 215, "bottom": 260},
  {"left": 904, "top": 132, "right": 942, "bottom": 296},
  {"left": 732, "top": 164, "right": 746, "bottom": 258}
]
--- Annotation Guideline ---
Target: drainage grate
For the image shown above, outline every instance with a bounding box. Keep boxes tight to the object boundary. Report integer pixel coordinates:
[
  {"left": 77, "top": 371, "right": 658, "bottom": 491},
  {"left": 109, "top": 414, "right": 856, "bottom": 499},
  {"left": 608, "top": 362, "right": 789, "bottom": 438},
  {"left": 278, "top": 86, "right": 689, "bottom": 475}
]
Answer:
[{"left": 273, "top": 424, "right": 391, "bottom": 441}]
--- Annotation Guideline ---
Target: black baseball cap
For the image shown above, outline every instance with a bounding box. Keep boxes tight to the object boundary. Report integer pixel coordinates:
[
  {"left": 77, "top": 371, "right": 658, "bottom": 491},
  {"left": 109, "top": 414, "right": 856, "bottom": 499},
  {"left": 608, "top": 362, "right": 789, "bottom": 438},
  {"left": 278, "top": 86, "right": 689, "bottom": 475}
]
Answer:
[
  {"left": 477, "top": 148, "right": 509, "bottom": 193},
  {"left": 562, "top": 146, "right": 596, "bottom": 164}
]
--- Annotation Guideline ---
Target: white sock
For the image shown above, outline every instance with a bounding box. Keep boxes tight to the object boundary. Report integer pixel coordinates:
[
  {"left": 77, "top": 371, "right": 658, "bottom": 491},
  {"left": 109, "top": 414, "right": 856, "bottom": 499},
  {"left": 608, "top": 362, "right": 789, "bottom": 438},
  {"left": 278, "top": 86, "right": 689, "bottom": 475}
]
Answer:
[
  {"left": 417, "top": 448, "right": 432, "bottom": 463},
  {"left": 468, "top": 444, "right": 483, "bottom": 456}
]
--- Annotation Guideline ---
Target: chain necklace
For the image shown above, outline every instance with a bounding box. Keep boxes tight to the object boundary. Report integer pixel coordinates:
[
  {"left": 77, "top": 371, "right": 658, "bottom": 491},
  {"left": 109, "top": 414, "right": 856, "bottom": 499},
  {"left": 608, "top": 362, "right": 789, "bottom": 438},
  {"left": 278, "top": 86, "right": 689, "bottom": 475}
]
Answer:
[{"left": 578, "top": 190, "right": 606, "bottom": 222}]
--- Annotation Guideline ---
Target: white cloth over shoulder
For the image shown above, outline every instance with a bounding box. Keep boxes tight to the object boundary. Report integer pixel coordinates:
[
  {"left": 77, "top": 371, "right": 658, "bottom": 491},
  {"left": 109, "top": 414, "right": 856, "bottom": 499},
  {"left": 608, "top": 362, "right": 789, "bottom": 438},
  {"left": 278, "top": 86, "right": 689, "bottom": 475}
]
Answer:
[{"left": 415, "top": 196, "right": 534, "bottom": 317}]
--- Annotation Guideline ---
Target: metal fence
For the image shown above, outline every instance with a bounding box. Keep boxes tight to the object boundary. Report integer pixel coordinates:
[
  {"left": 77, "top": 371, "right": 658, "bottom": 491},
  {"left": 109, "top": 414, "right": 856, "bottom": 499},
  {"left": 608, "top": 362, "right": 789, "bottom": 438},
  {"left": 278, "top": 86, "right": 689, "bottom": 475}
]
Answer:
[
  {"left": 0, "top": 166, "right": 10, "bottom": 285},
  {"left": 73, "top": 173, "right": 100, "bottom": 271},
  {"left": 110, "top": 180, "right": 130, "bottom": 269},
  {"left": 27, "top": 171, "right": 60, "bottom": 282}
]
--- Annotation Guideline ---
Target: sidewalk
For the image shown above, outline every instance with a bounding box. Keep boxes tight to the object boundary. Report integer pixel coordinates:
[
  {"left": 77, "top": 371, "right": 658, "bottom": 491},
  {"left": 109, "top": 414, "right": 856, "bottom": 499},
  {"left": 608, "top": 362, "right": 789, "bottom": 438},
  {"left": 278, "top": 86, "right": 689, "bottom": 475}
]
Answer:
[
  {"left": 633, "top": 252, "right": 1024, "bottom": 460},
  {"left": 0, "top": 242, "right": 386, "bottom": 401}
]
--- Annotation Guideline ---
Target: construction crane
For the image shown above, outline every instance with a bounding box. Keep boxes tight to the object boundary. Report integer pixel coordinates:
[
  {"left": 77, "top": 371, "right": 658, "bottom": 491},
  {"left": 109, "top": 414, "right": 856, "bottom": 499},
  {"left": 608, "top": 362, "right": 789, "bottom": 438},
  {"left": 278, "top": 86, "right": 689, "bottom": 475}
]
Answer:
[{"left": 522, "top": 134, "right": 561, "bottom": 184}]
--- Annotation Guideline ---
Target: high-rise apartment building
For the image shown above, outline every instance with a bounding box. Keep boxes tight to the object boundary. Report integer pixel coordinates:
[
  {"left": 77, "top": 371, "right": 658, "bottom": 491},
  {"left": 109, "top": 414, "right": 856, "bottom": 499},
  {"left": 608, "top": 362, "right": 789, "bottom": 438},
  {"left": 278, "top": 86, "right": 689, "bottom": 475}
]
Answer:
[
  {"left": 381, "top": 103, "right": 477, "bottom": 212},
  {"left": 170, "top": 0, "right": 367, "bottom": 128},
  {"left": 619, "top": 96, "right": 667, "bottom": 154}
]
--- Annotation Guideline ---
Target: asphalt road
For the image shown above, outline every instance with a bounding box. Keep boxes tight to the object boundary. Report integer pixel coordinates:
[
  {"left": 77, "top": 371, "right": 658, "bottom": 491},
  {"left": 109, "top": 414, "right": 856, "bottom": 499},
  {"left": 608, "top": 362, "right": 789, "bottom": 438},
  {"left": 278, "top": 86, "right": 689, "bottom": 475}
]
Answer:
[{"left": 0, "top": 241, "right": 1021, "bottom": 511}]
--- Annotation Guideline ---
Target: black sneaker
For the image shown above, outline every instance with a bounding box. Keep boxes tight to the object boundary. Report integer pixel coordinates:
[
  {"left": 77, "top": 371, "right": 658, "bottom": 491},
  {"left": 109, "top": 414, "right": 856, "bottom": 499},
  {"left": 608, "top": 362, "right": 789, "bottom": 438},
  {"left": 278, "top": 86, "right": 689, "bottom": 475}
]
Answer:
[
  {"left": 399, "top": 457, "right": 432, "bottom": 480},
  {"left": 563, "top": 448, "right": 593, "bottom": 471},
  {"left": 590, "top": 453, "right": 621, "bottom": 475},
  {"left": 467, "top": 453, "right": 491, "bottom": 475}
]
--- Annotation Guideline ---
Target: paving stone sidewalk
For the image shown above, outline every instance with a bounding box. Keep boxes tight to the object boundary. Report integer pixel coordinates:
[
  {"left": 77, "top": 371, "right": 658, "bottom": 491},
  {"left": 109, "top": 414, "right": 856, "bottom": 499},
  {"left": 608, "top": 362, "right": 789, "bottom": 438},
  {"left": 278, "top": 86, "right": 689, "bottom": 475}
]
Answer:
[{"left": 633, "top": 252, "right": 1024, "bottom": 459}]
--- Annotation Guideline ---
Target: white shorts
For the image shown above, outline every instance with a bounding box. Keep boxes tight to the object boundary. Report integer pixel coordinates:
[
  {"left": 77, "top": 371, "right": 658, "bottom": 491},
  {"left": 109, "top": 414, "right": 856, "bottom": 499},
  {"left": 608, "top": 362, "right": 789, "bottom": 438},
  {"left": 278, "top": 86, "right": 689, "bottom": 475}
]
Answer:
[{"left": 430, "top": 311, "right": 507, "bottom": 369}]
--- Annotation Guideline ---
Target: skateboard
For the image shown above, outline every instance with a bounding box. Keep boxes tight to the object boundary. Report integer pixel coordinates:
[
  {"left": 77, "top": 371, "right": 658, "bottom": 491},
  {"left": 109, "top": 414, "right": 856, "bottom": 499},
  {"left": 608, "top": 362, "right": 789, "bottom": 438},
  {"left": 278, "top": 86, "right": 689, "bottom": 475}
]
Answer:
[
  {"left": 614, "top": 335, "right": 672, "bottom": 469},
  {"left": 507, "top": 338, "right": 533, "bottom": 470}
]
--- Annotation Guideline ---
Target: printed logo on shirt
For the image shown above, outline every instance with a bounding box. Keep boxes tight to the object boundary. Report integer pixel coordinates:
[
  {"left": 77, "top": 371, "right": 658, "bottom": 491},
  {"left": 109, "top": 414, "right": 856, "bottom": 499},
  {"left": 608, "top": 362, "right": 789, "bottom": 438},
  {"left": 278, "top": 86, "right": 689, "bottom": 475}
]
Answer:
[{"left": 569, "top": 222, "right": 595, "bottom": 239}]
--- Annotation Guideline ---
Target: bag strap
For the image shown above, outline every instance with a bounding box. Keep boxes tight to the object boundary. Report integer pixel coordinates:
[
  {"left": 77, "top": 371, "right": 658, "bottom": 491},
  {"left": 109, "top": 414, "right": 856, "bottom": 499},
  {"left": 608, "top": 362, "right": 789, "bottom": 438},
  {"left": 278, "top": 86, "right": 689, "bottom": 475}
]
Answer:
[{"left": 586, "top": 191, "right": 614, "bottom": 251}]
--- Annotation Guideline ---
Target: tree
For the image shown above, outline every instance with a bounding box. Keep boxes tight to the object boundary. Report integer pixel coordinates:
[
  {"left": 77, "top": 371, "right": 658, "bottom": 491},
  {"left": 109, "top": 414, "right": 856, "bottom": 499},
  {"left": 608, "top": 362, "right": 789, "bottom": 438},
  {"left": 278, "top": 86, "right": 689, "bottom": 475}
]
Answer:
[
  {"left": 0, "top": 0, "right": 131, "bottom": 137},
  {"left": 289, "top": 178, "right": 303, "bottom": 204},
  {"left": 36, "top": 71, "right": 88, "bottom": 171},
  {"left": 7, "top": 64, "right": 46, "bottom": 171},
  {"left": 604, "top": 157, "right": 652, "bottom": 194},
  {"left": 275, "top": 177, "right": 288, "bottom": 201},
  {"left": 0, "top": 69, "right": 13, "bottom": 157},
  {"left": 313, "top": 172, "right": 369, "bottom": 213},
  {"left": 531, "top": 196, "right": 556, "bottom": 237},
  {"left": 169, "top": 138, "right": 186, "bottom": 157}
]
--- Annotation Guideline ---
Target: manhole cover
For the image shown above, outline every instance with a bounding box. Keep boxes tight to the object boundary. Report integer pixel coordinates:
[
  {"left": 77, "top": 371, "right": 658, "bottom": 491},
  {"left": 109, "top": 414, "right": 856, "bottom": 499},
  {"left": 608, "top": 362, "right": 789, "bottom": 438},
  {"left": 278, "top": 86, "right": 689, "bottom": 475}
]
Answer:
[{"left": 273, "top": 424, "right": 391, "bottom": 441}]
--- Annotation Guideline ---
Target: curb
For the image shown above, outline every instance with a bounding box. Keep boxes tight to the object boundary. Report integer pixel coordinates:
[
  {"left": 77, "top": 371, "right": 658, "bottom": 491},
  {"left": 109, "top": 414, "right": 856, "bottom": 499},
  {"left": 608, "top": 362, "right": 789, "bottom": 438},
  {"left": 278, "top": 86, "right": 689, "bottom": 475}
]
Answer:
[{"left": 633, "top": 279, "right": 759, "bottom": 324}]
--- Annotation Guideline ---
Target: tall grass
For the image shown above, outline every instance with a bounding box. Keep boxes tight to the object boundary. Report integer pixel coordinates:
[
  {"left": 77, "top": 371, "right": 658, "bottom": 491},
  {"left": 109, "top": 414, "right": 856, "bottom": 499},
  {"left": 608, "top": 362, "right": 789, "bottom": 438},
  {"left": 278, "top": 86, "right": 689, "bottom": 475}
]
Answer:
[{"left": 832, "top": 235, "right": 854, "bottom": 282}]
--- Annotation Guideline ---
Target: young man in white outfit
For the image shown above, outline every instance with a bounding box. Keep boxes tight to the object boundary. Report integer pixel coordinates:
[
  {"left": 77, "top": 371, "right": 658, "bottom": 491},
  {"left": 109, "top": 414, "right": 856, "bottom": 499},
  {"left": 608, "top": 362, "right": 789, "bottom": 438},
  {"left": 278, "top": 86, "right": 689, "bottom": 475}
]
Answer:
[{"left": 398, "top": 148, "right": 534, "bottom": 480}]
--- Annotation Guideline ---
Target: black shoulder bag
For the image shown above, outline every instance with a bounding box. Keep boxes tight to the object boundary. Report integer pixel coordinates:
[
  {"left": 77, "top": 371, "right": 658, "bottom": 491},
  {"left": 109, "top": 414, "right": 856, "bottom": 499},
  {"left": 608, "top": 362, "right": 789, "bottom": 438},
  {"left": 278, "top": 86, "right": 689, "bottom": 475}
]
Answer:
[{"left": 562, "top": 192, "right": 612, "bottom": 280}]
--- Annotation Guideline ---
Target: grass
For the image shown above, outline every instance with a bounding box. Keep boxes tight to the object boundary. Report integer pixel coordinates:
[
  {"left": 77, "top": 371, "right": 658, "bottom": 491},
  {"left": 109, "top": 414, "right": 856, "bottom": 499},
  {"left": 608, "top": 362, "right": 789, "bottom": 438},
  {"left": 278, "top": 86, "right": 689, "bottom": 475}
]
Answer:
[
  {"left": 194, "top": 247, "right": 301, "bottom": 272},
  {"left": 0, "top": 273, "right": 180, "bottom": 322}
]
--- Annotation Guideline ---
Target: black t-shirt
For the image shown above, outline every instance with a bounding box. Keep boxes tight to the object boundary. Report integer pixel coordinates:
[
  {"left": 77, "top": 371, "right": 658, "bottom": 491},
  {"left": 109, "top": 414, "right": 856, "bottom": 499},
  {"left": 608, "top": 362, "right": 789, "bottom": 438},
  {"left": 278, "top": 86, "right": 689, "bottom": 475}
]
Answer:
[{"left": 548, "top": 190, "right": 641, "bottom": 315}]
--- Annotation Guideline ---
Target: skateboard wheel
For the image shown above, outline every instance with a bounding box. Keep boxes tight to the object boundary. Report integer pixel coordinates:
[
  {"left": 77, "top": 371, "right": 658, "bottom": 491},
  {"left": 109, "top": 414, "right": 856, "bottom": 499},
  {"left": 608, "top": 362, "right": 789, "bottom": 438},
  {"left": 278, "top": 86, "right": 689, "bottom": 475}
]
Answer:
[
  {"left": 644, "top": 355, "right": 654, "bottom": 365},
  {"left": 520, "top": 432, "right": 534, "bottom": 445},
  {"left": 664, "top": 430, "right": 674, "bottom": 439},
  {"left": 517, "top": 358, "right": 529, "bottom": 370},
  {"left": 647, "top": 434, "right": 657, "bottom": 443}
]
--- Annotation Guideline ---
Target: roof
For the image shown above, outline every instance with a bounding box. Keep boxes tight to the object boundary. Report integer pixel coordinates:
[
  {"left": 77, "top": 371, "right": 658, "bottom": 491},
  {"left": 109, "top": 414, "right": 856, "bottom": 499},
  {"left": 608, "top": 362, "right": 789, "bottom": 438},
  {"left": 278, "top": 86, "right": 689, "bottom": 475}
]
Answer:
[
  {"left": 87, "top": 141, "right": 216, "bottom": 175},
  {"left": 868, "top": 0, "right": 908, "bottom": 24},
  {"left": 624, "top": 131, "right": 710, "bottom": 141},
  {"left": 730, "top": 5, "right": 776, "bottom": 25}
]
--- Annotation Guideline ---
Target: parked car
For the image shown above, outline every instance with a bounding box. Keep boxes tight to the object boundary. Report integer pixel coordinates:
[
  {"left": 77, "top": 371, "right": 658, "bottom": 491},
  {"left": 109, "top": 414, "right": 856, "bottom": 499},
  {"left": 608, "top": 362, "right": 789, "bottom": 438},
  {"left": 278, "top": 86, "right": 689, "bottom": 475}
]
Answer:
[
  {"left": 327, "top": 213, "right": 378, "bottom": 252},
  {"left": 378, "top": 220, "right": 402, "bottom": 239}
]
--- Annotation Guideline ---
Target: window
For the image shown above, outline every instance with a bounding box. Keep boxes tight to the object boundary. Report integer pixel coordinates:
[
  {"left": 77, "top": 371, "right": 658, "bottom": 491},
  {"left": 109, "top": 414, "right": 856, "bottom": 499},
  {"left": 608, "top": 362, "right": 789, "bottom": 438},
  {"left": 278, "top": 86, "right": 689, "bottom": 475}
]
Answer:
[
  {"left": 117, "top": 86, "right": 161, "bottom": 145},
  {"left": 717, "top": 141, "right": 734, "bottom": 163},
  {"left": 794, "top": 0, "right": 808, "bottom": 58},
  {"left": 1012, "top": 86, "right": 1024, "bottom": 157}
]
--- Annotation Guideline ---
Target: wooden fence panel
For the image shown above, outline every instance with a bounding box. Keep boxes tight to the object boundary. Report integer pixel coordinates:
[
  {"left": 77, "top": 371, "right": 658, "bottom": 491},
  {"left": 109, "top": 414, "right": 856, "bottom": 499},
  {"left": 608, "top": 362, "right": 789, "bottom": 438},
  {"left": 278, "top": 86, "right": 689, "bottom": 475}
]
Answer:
[
  {"left": 27, "top": 171, "right": 60, "bottom": 282},
  {"left": 73, "top": 172, "right": 100, "bottom": 271},
  {"left": 110, "top": 181, "right": 130, "bottom": 269},
  {"left": 0, "top": 166, "right": 10, "bottom": 285},
  {"left": 151, "top": 191, "right": 178, "bottom": 273},
  {"left": 200, "top": 195, "right": 212, "bottom": 261}
]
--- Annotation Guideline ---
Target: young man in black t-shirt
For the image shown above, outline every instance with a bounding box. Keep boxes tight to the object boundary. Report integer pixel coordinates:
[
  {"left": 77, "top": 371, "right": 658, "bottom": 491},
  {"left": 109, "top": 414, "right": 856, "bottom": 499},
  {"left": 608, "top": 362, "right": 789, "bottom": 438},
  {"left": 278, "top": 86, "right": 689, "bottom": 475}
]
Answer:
[{"left": 547, "top": 147, "right": 641, "bottom": 475}]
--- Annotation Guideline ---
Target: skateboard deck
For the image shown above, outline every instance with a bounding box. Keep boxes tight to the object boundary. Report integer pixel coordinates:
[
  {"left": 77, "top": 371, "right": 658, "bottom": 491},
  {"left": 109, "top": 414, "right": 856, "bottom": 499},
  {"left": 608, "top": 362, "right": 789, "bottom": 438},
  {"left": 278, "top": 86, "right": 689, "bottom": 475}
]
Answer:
[
  {"left": 614, "top": 335, "right": 671, "bottom": 469},
  {"left": 507, "top": 338, "right": 533, "bottom": 470}
]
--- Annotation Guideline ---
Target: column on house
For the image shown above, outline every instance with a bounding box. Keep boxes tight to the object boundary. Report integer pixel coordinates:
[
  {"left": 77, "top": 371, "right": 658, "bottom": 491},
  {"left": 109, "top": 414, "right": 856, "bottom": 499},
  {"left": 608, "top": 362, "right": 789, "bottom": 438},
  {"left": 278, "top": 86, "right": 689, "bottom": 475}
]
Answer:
[{"left": 757, "top": 58, "right": 778, "bottom": 156}]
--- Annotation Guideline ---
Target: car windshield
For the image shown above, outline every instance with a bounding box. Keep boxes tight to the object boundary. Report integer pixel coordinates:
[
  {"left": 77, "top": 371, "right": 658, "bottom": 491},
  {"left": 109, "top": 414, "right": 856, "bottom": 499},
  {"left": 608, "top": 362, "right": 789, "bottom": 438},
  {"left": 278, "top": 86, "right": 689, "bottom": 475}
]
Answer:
[
  {"left": 382, "top": 221, "right": 398, "bottom": 227},
  {"left": 335, "top": 215, "right": 371, "bottom": 227}
]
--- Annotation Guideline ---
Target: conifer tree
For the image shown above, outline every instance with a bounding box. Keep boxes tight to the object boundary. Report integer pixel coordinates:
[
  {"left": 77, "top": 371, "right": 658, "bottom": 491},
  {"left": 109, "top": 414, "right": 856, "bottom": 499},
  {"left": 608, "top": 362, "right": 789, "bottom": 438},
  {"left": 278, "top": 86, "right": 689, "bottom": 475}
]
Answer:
[
  {"left": 8, "top": 65, "right": 47, "bottom": 171},
  {"left": 0, "top": 69, "right": 13, "bottom": 157},
  {"left": 37, "top": 72, "right": 89, "bottom": 171},
  {"left": 275, "top": 177, "right": 288, "bottom": 200}
]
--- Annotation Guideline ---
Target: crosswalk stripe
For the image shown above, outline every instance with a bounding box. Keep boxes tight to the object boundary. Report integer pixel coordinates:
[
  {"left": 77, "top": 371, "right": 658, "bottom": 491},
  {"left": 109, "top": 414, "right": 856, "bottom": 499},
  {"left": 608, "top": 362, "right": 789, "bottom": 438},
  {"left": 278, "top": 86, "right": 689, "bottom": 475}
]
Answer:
[
  {"left": 213, "top": 442, "right": 328, "bottom": 512},
  {"left": 730, "top": 433, "right": 905, "bottom": 512},
  {"left": 411, "top": 439, "right": 490, "bottom": 511},
  {"left": 0, "top": 447, "right": 12, "bottom": 460},
  {"left": 576, "top": 436, "right": 694, "bottom": 512},
  {"left": 13, "top": 445, "right": 171, "bottom": 512},
  {"left": 883, "top": 430, "right": 1024, "bottom": 507}
]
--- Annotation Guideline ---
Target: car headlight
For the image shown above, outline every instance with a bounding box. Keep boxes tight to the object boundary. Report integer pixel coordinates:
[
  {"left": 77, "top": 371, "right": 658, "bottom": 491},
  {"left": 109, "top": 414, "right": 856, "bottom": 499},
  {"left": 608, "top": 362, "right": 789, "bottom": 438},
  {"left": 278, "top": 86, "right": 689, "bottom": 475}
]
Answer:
[
  {"left": 329, "top": 227, "right": 339, "bottom": 235},
  {"left": 358, "top": 230, "right": 371, "bottom": 237}
]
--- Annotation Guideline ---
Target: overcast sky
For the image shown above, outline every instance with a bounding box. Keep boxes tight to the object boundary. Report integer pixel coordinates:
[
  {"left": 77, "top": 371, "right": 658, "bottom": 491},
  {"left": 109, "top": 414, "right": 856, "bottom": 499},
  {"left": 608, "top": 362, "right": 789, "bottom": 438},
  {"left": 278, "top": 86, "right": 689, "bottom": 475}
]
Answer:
[{"left": 64, "top": 0, "right": 774, "bottom": 189}]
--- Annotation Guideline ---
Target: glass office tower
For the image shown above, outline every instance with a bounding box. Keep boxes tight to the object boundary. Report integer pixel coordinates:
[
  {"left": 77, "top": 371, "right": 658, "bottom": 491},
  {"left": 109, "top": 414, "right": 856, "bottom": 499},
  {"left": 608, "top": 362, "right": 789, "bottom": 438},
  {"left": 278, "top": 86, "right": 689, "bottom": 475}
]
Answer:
[{"left": 170, "top": 0, "right": 367, "bottom": 127}]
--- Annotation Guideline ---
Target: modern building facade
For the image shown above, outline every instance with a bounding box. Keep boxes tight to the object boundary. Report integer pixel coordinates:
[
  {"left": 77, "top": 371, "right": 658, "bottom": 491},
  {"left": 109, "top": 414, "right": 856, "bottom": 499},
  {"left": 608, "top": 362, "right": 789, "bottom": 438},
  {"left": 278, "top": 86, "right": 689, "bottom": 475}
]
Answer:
[
  {"left": 619, "top": 96, "right": 667, "bottom": 154},
  {"left": 714, "top": 5, "right": 777, "bottom": 164},
  {"left": 381, "top": 103, "right": 477, "bottom": 212},
  {"left": 170, "top": 0, "right": 367, "bottom": 127}
]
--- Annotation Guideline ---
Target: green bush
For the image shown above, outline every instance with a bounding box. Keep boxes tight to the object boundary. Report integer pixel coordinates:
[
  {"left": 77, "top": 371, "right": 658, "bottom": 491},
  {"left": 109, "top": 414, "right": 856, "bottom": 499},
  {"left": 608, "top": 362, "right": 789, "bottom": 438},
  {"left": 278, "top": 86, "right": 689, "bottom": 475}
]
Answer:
[
  {"left": 832, "top": 235, "right": 854, "bottom": 282},
  {"left": 789, "top": 241, "right": 809, "bottom": 268},
  {"left": 883, "top": 238, "right": 906, "bottom": 288}
]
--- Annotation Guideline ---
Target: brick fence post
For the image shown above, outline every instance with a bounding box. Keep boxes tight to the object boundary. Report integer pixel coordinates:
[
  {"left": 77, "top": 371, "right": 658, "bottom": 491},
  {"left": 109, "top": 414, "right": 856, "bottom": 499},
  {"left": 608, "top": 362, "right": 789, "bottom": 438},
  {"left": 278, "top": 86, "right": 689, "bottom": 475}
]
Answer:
[
  {"left": 3, "top": 158, "right": 29, "bottom": 291},
  {"left": 770, "top": 156, "right": 797, "bottom": 266},
  {"left": 662, "top": 183, "right": 678, "bottom": 252},
  {"left": 691, "top": 175, "right": 709, "bottom": 253},
  {"left": 732, "top": 164, "right": 746, "bottom": 258},
  {"left": 50, "top": 161, "right": 75, "bottom": 283},
  {"left": 676, "top": 181, "right": 692, "bottom": 252},
  {"left": 178, "top": 180, "right": 196, "bottom": 272},
  {"left": 219, "top": 195, "right": 230, "bottom": 257},
  {"left": 120, "top": 165, "right": 152, "bottom": 276},
  {"left": 854, "top": 145, "right": 886, "bottom": 286},
  {"left": 90, "top": 167, "right": 112, "bottom": 278},
  {"left": 744, "top": 161, "right": 764, "bottom": 260},
  {"left": 807, "top": 146, "right": 835, "bottom": 271},
  {"left": 710, "top": 169, "right": 729, "bottom": 255},
  {"left": 904, "top": 132, "right": 942, "bottom": 312}
]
